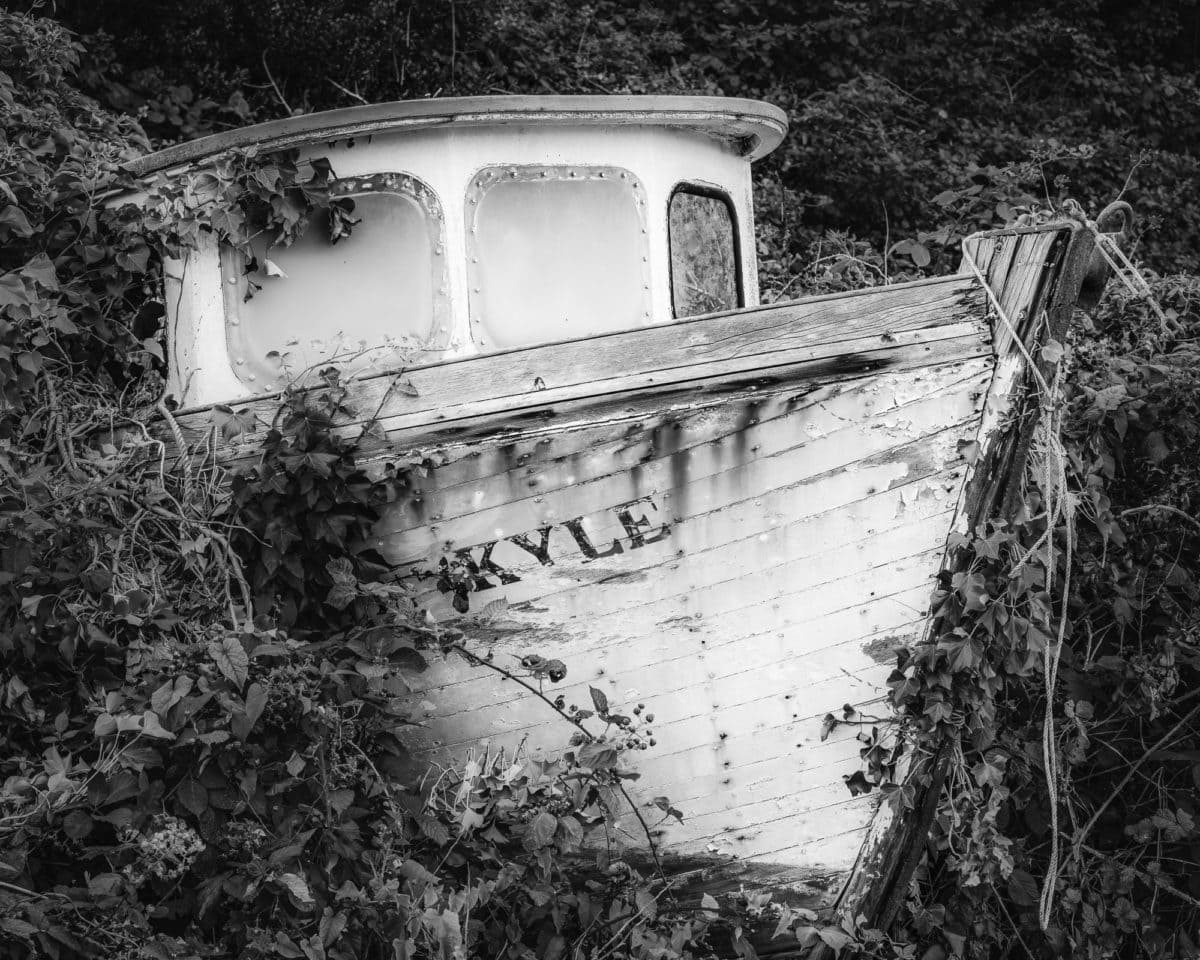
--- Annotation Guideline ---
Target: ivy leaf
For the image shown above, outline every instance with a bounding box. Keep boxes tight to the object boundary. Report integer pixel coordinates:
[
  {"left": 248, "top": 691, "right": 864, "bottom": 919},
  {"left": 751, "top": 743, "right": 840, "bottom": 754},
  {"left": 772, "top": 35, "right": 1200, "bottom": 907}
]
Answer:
[
  {"left": 62, "top": 810, "right": 93, "bottom": 840},
  {"left": 820, "top": 713, "right": 838, "bottom": 741},
  {"left": 325, "top": 557, "right": 357, "bottom": 609},
  {"left": 1007, "top": 868, "right": 1039, "bottom": 906},
  {"left": 244, "top": 682, "right": 268, "bottom": 727},
  {"left": 177, "top": 779, "right": 208, "bottom": 816},
  {"left": 320, "top": 911, "right": 348, "bottom": 949},
  {"left": 150, "top": 676, "right": 193, "bottom": 717},
  {"left": 557, "top": 815, "right": 584, "bottom": 849},
  {"left": 207, "top": 637, "right": 249, "bottom": 688},
  {"left": 140, "top": 711, "right": 176, "bottom": 740},
  {"left": 418, "top": 816, "right": 450, "bottom": 845},
  {"left": 0, "top": 917, "right": 38, "bottom": 940},
  {"left": 1093, "top": 383, "right": 1127, "bottom": 412},
  {"left": 141, "top": 338, "right": 164, "bottom": 362},
  {"left": 589, "top": 686, "right": 609, "bottom": 716},
  {"left": 940, "top": 634, "right": 984, "bottom": 672},
  {"left": 953, "top": 570, "right": 990, "bottom": 612},
  {"left": 211, "top": 404, "right": 257, "bottom": 439},
  {"left": 652, "top": 796, "right": 684, "bottom": 822},
  {"left": 818, "top": 927, "right": 855, "bottom": 952},
  {"left": 526, "top": 810, "right": 557, "bottom": 849},
  {"left": 844, "top": 770, "right": 873, "bottom": 796},
  {"left": 277, "top": 872, "right": 315, "bottom": 911}
]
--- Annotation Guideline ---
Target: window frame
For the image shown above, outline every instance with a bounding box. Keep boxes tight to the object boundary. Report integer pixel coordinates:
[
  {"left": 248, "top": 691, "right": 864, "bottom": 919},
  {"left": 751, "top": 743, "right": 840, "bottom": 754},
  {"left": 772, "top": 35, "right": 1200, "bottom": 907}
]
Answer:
[
  {"left": 463, "top": 164, "right": 654, "bottom": 350},
  {"left": 220, "top": 171, "right": 451, "bottom": 389},
  {"left": 666, "top": 181, "right": 743, "bottom": 319}
]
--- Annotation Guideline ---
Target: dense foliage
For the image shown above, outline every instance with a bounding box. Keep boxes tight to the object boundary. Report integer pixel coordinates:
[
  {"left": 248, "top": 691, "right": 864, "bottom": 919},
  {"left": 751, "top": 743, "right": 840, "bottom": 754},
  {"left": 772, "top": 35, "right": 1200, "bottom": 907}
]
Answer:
[
  {"left": 2, "top": 3, "right": 1199, "bottom": 960},
  {"left": 47, "top": 0, "right": 1200, "bottom": 279},
  {"left": 841, "top": 277, "right": 1200, "bottom": 959},
  {"left": 0, "top": 15, "right": 709, "bottom": 959}
]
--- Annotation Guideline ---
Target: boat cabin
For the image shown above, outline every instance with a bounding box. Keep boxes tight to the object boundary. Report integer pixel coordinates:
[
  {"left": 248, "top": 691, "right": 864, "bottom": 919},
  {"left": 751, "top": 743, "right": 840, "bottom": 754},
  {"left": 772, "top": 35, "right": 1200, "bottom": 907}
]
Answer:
[
  {"left": 135, "top": 96, "right": 1114, "bottom": 933},
  {"left": 133, "top": 97, "right": 787, "bottom": 408}
]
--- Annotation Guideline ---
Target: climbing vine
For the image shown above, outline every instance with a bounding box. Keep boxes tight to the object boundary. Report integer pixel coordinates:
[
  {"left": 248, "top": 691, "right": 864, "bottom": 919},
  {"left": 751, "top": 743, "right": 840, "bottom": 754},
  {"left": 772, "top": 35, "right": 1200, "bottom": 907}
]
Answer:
[
  {"left": 0, "top": 14, "right": 708, "bottom": 959},
  {"left": 806, "top": 278, "right": 1200, "bottom": 960},
  {"left": 4, "top": 9, "right": 1200, "bottom": 960}
]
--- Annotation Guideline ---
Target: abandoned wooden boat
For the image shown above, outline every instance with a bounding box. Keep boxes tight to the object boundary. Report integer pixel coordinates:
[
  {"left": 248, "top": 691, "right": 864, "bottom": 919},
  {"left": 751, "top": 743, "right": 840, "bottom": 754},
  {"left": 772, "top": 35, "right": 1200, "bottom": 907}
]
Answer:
[{"left": 129, "top": 96, "right": 1124, "bottom": 931}]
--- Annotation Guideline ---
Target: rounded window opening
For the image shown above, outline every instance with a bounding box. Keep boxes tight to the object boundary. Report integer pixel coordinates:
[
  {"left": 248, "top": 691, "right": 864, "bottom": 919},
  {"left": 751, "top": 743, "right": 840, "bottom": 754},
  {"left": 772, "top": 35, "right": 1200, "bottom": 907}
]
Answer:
[
  {"left": 465, "top": 166, "right": 652, "bottom": 351},
  {"left": 668, "top": 184, "right": 741, "bottom": 318},
  {"left": 224, "top": 173, "right": 449, "bottom": 388}
]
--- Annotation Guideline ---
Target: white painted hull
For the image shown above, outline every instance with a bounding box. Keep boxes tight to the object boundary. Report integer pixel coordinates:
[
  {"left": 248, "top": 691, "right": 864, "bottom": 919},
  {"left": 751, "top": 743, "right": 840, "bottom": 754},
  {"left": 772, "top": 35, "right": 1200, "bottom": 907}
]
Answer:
[{"left": 379, "top": 359, "right": 988, "bottom": 894}]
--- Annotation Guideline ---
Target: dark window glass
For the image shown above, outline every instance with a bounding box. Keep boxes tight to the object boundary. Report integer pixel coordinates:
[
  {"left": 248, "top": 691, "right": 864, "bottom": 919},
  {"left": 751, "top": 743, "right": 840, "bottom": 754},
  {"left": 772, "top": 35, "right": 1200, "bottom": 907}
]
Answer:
[{"left": 669, "top": 187, "right": 740, "bottom": 318}]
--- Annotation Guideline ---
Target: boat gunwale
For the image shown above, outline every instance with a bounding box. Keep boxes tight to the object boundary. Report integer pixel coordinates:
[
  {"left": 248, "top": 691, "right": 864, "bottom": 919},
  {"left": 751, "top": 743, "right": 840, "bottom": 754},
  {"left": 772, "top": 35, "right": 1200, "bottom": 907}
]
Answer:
[{"left": 162, "top": 268, "right": 1000, "bottom": 420}]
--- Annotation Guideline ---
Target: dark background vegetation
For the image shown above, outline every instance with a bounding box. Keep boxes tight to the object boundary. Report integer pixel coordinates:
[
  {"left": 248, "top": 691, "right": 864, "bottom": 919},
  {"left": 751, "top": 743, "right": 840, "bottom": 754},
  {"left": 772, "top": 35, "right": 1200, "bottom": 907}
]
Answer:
[
  {"left": 2, "top": 2, "right": 1200, "bottom": 959},
  {"left": 51, "top": 0, "right": 1200, "bottom": 274}
]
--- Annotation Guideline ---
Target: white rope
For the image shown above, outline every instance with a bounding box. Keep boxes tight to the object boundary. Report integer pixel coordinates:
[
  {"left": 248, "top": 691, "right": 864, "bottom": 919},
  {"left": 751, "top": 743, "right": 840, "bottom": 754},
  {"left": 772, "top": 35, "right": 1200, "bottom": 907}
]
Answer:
[
  {"left": 964, "top": 214, "right": 1165, "bottom": 929},
  {"left": 1035, "top": 385, "right": 1072, "bottom": 932}
]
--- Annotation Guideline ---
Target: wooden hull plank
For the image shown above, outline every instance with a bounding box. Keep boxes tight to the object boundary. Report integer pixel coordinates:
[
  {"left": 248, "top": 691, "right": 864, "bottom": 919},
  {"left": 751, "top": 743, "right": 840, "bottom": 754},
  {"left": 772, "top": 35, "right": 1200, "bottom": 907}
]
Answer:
[
  {"left": 378, "top": 359, "right": 992, "bottom": 534},
  {"left": 375, "top": 360, "right": 991, "bottom": 560}
]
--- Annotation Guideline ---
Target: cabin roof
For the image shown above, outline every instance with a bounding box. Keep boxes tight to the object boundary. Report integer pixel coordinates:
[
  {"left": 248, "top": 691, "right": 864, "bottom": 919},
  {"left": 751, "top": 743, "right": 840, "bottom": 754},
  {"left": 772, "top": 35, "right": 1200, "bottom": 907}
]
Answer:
[{"left": 126, "top": 95, "right": 789, "bottom": 176}]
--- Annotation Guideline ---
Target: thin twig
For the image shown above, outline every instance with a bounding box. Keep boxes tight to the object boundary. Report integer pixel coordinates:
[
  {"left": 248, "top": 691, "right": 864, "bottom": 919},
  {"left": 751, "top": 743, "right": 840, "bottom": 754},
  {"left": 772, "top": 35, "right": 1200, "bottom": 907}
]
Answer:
[
  {"left": 328, "top": 77, "right": 368, "bottom": 105},
  {"left": 1119, "top": 504, "right": 1200, "bottom": 533},
  {"left": 1072, "top": 703, "right": 1200, "bottom": 856},
  {"left": 261, "top": 52, "right": 292, "bottom": 115},
  {"left": 449, "top": 644, "right": 670, "bottom": 885},
  {"left": 1075, "top": 840, "right": 1200, "bottom": 911},
  {"left": 994, "top": 888, "right": 1037, "bottom": 959}
]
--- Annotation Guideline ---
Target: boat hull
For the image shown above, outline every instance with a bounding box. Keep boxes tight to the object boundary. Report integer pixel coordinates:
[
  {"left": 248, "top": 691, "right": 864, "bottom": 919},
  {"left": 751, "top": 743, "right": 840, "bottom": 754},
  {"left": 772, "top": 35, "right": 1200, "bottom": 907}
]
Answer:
[
  {"left": 379, "top": 356, "right": 992, "bottom": 896},
  {"left": 162, "top": 219, "right": 1107, "bottom": 920}
]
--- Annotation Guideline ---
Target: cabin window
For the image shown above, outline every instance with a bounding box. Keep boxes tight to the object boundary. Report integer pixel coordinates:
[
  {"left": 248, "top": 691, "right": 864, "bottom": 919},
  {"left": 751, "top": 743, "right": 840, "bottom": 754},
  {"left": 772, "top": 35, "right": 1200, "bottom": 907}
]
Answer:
[
  {"left": 224, "top": 173, "right": 448, "bottom": 387},
  {"left": 465, "top": 166, "right": 652, "bottom": 350},
  {"left": 668, "top": 185, "right": 740, "bottom": 318}
]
